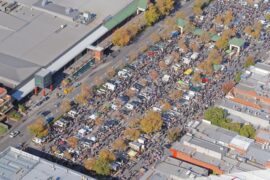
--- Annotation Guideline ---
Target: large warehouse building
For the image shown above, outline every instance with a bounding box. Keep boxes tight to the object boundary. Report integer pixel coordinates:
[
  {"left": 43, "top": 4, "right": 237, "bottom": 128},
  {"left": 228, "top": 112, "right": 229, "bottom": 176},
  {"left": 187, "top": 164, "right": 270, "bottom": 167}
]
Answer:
[{"left": 0, "top": 0, "right": 147, "bottom": 101}]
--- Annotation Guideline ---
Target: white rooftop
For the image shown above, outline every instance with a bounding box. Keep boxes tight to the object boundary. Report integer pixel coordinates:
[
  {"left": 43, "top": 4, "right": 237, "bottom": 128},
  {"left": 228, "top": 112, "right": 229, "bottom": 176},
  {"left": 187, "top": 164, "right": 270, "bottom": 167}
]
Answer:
[
  {"left": 0, "top": 147, "right": 94, "bottom": 180},
  {"left": 0, "top": 0, "right": 133, "bottom": 87},
  {"left": 229, "top": 135, "right": 254, "bottom": 151}
]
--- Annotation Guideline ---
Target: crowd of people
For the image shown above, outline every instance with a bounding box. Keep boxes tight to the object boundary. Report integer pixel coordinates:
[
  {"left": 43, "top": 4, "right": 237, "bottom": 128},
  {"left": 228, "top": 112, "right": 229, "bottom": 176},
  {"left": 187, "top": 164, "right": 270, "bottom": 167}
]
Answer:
[{"left": 34, "top": 0, "right": 270, "bottom": 179}]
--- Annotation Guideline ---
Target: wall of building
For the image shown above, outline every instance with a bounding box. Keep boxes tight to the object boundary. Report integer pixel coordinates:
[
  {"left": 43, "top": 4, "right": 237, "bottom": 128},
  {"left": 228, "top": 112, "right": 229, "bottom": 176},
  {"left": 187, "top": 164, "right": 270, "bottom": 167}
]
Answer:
[
  {"left": 183, "top": 141, "right": 222, "bottom": 159},
  {"left": 170, "top": 148, "right": 224, "bottom": 175}
]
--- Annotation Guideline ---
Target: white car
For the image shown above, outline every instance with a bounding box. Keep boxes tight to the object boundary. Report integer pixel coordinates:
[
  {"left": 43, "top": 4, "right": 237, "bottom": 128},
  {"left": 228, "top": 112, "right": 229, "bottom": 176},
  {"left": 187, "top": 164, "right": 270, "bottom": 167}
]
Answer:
[{"left": 9, "top": 131, "right": 20, "bottom": 138}]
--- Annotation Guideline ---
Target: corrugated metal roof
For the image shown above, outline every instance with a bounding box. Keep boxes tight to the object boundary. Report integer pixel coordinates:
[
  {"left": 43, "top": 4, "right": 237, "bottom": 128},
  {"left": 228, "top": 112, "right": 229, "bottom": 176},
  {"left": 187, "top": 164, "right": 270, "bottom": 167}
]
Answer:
[
  {"left": 13, "top": 26, "right": 108, "bottom": 100},
  {"left": 104, "top": 0, "right": 148, "bottom": 30}
]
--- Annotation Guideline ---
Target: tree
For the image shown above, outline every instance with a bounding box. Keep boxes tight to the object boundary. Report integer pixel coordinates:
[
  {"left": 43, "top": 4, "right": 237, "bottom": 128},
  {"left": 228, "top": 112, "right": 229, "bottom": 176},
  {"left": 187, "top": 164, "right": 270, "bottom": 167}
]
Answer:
[
  {"left": 149, "top": 70, "right": 159, "bottom": 80},
  {"left": 244, "top": 56, "right": 255, "bottom": 68},
  {"left": 164, "top": 16, "right": 177, "bottom": 31},
  {"left": 161, "top": 102, "right": 172, "bottom": 111},
  {"left": 222, "top": 81, "right": 235, "bottom": 94},
  {"left": 190, "top": 42, "right": 199, "bottom": 52},
  {"left": 95, "top": 117, "right": 104, "bottom": 126},
  {"left": 84, "top": 158, "right": 96, "bottom": 171},
  {"left": 208, "top": 49, "right": 222, "bottom": 65},
  {"left": 156, "top": 0, "right": 174, "bottom": 16},
  {"left": 67, "top": 136, "right": 78, "bottom": 149},
  {"left": 106, "top": 67, "right": 116, "bottom": 78},
  {"left": 81, "top": 83, "right": 92, "bottom": 99},
  {"left": 215, "top": 36, "right": 228, "bottom": 50},
  {"left": 192, "top": 72, "right": 202, "bottom": 83},
  {"left": 150, "top": 32, "right": 161, "bottom": 43},
  {"left": 169, "top": 89, "right": 183, "bottom": 100},
  {"left": 124, "top": 128, "right": 140, "bottom": 141},
  {"left": 75, "top": 83, "right": 92, "bottom": 105},
  {"left": 28, "top": 118, "right": 48, "bottom": 138},
  {"left": 244, "top": 26, "right": 253, "bottom": 36},
  {"left": 60, "top": 100, "right": 71, "bottom": 113},
  {"left": 183, "top": 23, "right": 195, "bottom": 34},
  {"left": 198, "top": 60, "right": 213, "bottom": 75},
  {"left": 224, "top": 10, "right": 234, "bottom": 25},
  {"left": 64, "top": 151, "right": 72, "bottom": 160},
  {"left": 214, "top": 14, "right": 223, "bottom": 25},
  {"left": 112, "top": 138, "right": 126, "bottom": 151},
  {"left": 75, "top": 94, "right": 88, "bottom": 105},
  {"left": 192, "top": 6, "right": 202, "bottom": 16},
  {"left": 159, "top": 61, "right": 167, "bottom": 70},
  {"left": 234, "top": 71, "right": 242, "bottom": 83},
  {"left": 178, "top": 39, "right": 188, "bottom": 52},
  {"left": 144, "top": 3, "right": 160, "bottom": 26},
  {"left": 128, "top": 119, "right": 141, "bottom": 128},
  {"left": 200, "top": 32, "right": 211, "bottom": 43},
  {"left": 126, "top": 88, "right": 136, "bottom": 97},
  {"left": 167, "top": 127, "right": 181, "bottom": 142},
  {"left": 112, "top": 28, "right": 131, "bottom": 46},
  {"left": 175, "top": 11, "right": 186, "bottom": 19},
  {"left": 62, "top": 78, "right": 71, "bottom": 87},
  {"left": 204, "top": 107, "right": 228, "bottom": 126},
  {"left": 99, "top": 149, "right": 116, "bottom": 162},
  {"left": 171, "top": 51, "right": 180, "bottom": 62},
  {"left": 240, "top": 124, "right": 256, "bottom": 138},
  {"left": 140, "top": 111, "right": 163, "bottom": 134},
  {"left": 18, "top": 104, "right": 26, "bottom": 113},
  {"left": 92, "top": 157, "right": 111, "bottom": 175},
  {"left": 265, "top": 13, "right": 270, "bottom": 21}
]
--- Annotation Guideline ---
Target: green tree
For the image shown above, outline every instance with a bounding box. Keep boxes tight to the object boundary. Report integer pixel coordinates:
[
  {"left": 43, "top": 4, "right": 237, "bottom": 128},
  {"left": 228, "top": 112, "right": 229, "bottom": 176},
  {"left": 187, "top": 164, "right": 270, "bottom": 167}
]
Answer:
[
  {"left": 18, "top": 104, "right": 26, "bottom": 113},
  {"left": 234, "top": 71, "right": 242, "bottom": 83},
  {"left": 167, "top": 127, "right": 181, "bottom": 142},
  {"left": 240, "top": 124, "right": 256, "bottom": 138},
  {"left": 92, "top": 158, "right": 111, "bottom": 176},
  {"left": 140, "top": 111, "right": 163, "bottom": 134},
  {"left": 244, "top": 56, "right": 255, "bottom": 68},
  {"left": 204, "top": 107, "right": 228, "bottom": 126},
  {"left": 144, "top": 3, "right": 160, "bottom": 26},
  {"left": 227, "top": 122, "right": 241, "bottom": 133}
]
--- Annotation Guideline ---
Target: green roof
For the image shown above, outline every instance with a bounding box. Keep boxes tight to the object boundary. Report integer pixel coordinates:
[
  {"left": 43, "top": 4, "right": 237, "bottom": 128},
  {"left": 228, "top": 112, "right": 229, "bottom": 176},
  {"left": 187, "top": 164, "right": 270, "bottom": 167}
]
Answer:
[
  {"left": 193, "top": 28, "right": 204, "bottom": 36},
  {"left": 104, "top": 0, "right": 148, "bottom": 30},
  {"left": 213, "top": 64, "right": 221, "bottom": 71},
  {"left": 177, "top": 18, "right": 187, "bottom": 27},
  {"left": 229, "top": 37, "right": 245, "bottom": 47},
  {"left": 211, "top": 34, "right": 220, "bottom": 42},
  {"left": 138, "top": 0, "right": 148, "bottom": 10}
]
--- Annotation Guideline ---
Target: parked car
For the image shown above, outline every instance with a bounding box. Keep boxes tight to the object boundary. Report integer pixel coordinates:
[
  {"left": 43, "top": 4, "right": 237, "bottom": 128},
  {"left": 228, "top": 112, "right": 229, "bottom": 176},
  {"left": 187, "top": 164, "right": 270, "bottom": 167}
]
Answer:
[{"left": 9, "top": 131, "right": 20, "bottom": 138}]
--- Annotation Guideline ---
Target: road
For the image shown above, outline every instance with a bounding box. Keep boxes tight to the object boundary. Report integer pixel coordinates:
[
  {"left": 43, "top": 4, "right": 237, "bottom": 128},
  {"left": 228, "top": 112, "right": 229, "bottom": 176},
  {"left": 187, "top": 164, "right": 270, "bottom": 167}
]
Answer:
[{"left": 0, "top": 0, "right": 194, "bottom": 151}]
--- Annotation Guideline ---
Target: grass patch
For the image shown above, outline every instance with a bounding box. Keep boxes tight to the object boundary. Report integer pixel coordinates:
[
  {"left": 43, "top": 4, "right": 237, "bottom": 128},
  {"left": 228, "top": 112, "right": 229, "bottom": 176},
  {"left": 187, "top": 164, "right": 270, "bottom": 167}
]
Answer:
[
  {"left": 0, "top": 123, "right": 8, "bottom": 135},
  {"left": 8, "top": 110, "right": 22, "bottom": 121}
]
